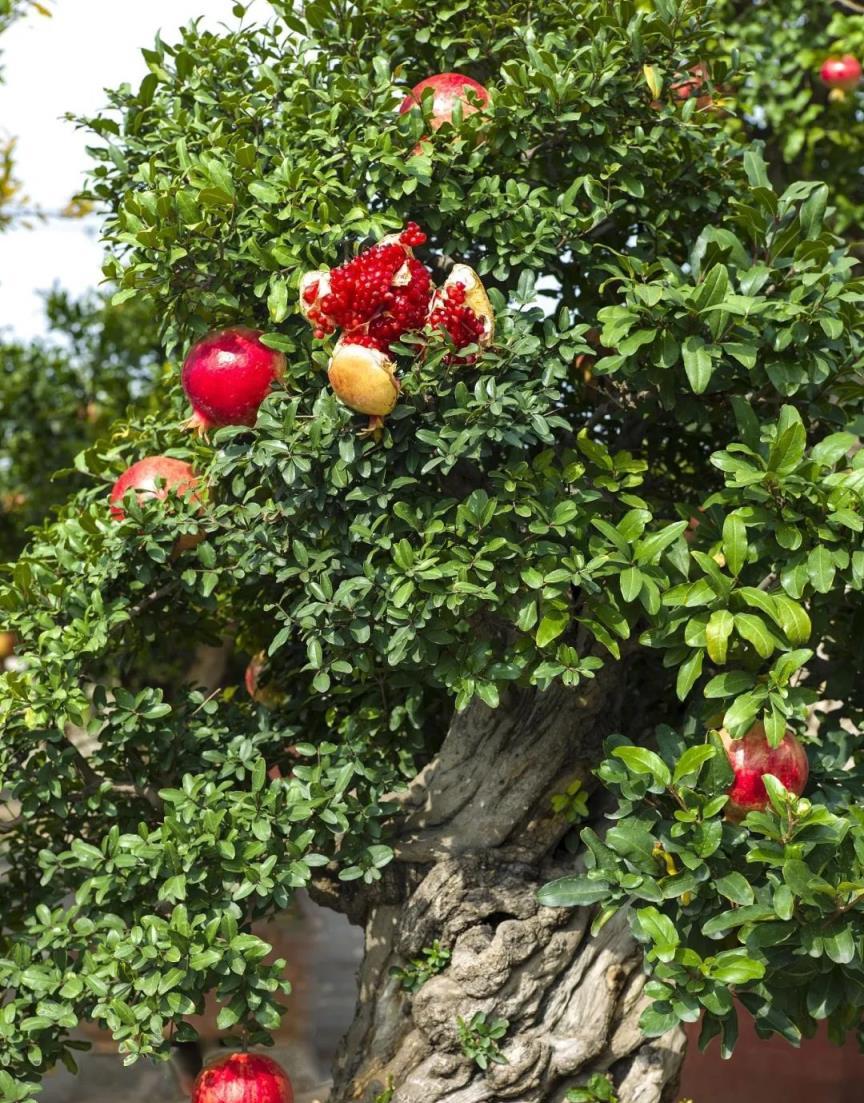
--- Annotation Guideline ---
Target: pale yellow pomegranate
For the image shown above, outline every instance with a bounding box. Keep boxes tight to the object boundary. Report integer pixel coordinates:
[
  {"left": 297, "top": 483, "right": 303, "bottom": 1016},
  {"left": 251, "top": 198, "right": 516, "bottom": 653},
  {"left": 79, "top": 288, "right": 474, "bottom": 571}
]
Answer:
[{"left": 327, "top": 340, "right": 400, "bottom": 418}]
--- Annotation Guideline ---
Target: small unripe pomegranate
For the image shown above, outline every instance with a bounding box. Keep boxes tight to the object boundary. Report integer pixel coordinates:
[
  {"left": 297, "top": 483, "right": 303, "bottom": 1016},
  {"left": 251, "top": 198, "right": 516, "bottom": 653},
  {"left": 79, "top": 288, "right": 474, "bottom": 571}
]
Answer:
[
  {"left": 182, "top": 327, "right": 285, "bottom": 429},
  {"left": 191, "top": 1052, "right": 294, "bottom": 1103},
  {"left": 0, "top": 631, "right": 16, "bottom": 661},
  {"left": 427, "top": 264, "right": 494, "bottom": 362},
  {"left": 821, "top": 55, "right": 862, "bottom": 92},
  {"left": 327, "top": 339, "right": 400, "bottom": 421},
  {"left": 720, "top": 723, "right": 809, "bottom": 821},
  {"left": 399, "top": 73, "right": 490, "bottom": 131}
]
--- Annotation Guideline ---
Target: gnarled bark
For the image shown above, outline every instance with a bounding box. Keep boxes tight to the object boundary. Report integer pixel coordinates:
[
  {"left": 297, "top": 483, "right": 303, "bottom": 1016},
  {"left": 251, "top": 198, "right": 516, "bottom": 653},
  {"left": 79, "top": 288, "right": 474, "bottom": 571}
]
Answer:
[{"left": 325, "top": 671, "right": 686, "bottom": 1103}]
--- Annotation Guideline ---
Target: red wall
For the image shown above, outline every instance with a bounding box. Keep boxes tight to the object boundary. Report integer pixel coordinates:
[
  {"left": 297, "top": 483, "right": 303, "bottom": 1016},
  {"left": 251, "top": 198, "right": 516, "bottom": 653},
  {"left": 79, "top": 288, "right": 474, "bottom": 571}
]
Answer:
[{"left": 680, "top": 1014, "right": 864, "bottom": 1102}]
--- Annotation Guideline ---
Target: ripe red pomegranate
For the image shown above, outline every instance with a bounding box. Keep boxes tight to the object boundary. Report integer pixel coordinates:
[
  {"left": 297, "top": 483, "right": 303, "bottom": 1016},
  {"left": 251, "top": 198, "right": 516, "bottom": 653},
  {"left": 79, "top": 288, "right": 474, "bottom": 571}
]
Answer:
[
  {"left": 821, "top": 55, "right": 862, "bottom": 92},
  {"left": 399, "top": 73, "right": 490, "bottom": 131},
  {"left": 191, "top": 1053, "right": 294, "bottom": 1103},
  {"left": 427, "top": 264, "right": 495, "bottom": 362},
  {"left": 720, "top": 723, "right": 809, "bottom": 821},
  {"left": 300, "top": 223, "right": 431, "bottom": 351},
  {"left": 182, "top": 327, "right": 286, "bottom": 430}
]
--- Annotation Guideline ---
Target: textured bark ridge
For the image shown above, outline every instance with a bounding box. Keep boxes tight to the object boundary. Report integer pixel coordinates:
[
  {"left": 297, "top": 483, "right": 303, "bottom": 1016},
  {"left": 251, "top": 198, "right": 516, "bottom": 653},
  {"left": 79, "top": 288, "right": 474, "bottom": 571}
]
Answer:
[{"left": 326, "top": 672, "right": 686, "bottom": 1103}]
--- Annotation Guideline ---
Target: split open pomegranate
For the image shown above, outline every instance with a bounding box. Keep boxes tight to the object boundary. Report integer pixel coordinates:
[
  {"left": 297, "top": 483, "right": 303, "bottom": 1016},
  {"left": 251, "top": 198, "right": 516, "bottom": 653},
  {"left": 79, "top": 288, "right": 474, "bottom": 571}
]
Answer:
[
  {"left": 300, "top": 222, "right": 431, "bottom": 349},
  {"left": 428, "top": 263, "right": 495, "bottom": 362},
  {"left": 300, "top": 224, "right": 495, "bottom": 423}
]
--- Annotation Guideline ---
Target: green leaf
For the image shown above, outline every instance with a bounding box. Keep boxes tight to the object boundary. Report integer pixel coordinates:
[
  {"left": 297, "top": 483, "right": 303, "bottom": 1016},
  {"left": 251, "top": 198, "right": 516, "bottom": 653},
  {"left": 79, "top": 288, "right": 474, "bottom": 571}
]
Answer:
[
  {"left": 537, "top": 876, "right": 611, "bottom": 908},
  {"left": 636, "top": 906, "right": 680, "bottom": 961},
  {"left": 682, "top": 335, "right": 714, "bottom": 394},
  {"left": 676, "top": 648, "right": 704, "bottom": 701},
  {"left": 705, "top": 609, "right": 734, "bottom": 664},
  {"left": 620, "top": 566, "right": 643, "bottom": 602},
  {"left": 673, "top": 744, "right": 717, "bottom": 784},
  {"left": 612, "top": 746, "right": 671, "bottom": 787},
  {"left": 722, "top": 514, "right": 747, "bottom": 577},
  {"left": 536, "top": 609, "right": 569, "bottom": 647},
  {"left": 714, "top": 872, "right": 754, "bottom": 906},
  {"left": 734, "top": 613, "right": 776, "bottom": 659}
]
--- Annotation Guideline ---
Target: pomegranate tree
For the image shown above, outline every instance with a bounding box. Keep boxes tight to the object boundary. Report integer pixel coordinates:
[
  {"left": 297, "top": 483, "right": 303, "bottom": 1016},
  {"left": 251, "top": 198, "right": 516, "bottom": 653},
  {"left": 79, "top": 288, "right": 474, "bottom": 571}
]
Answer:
[
  {"left": 182, "top": 327, "right": 285, "bottom": 430},
  {"left": 720, "top": 723, "right": 809, "bottom": 820},
  {"left": 10, "top": 3, "right": 864, "bottom": 1103},
  {"left": 191, "top": 1053, "right": 294, "bottom": 1103}
]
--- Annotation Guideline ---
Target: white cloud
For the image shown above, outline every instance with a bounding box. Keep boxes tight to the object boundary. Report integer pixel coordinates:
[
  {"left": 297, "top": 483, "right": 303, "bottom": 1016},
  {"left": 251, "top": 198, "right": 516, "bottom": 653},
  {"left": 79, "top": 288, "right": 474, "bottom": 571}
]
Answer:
[{"left": 0, "top": 0, "right": 272, "bottom": 340}]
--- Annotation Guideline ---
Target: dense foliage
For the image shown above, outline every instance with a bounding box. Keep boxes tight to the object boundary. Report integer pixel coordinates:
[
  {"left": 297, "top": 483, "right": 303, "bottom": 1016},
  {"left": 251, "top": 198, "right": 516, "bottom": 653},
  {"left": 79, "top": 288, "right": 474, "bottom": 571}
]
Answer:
[{"left": 3, "top": 0, "right": 864, "bottom": 1097}]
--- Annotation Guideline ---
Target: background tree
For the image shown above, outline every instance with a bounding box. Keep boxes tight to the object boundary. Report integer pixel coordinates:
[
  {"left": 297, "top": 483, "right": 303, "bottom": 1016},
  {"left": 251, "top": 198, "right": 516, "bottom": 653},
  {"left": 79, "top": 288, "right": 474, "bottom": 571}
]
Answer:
[
  {"left": 3, "top": 2, "right": 864, "bottom": 1103},
  {"left": 0, "top": 291, "right": 164, "bottom": 560}
]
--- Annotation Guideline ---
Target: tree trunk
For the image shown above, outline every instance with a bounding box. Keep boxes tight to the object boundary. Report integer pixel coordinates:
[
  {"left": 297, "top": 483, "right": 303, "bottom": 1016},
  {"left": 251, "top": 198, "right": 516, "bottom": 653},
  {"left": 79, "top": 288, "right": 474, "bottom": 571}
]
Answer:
[{"left": 324, "top": 668, "right": 687, "bottom": 1103}]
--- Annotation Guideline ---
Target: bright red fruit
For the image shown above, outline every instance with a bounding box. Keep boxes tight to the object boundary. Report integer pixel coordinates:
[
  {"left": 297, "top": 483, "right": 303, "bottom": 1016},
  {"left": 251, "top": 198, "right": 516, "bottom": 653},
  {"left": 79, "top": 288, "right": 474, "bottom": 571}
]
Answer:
[
  {"left": 109, "top": 457, "right": 200, "bottom": 521},
  {"left": 191, "top": 1053, "right": 294, "bottom": 1103},
  {"left": 399, "top": 72, "right": 490, "bottom": 130},
  {"left": 821, "top": 55, "right": 862, "bottom": 91},
  {"left": 721, "top": 723, "right": 809, "bottom": 821},
  {"left": 182, "top": 327, "right": 286, "bottom": 429}
]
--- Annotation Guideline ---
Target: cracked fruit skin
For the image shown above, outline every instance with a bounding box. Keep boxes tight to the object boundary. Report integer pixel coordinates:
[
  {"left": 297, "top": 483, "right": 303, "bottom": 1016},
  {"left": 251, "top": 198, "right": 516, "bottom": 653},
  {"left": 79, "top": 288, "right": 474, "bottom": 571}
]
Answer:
[
  {"left": 821, "top": 55, "right": 862, "bottom": 91},
  {"left": 191, "top": 1053, "right": 294, "bottom": 1103},
  {"left": 182, "top": 327, "right": 285, "bottom": 428},
  {"left": 399, "top": 72, "right": 489, "bottom": 130},
  {"left": 721, "top": 723, "right": 809, "bottom": 821}
]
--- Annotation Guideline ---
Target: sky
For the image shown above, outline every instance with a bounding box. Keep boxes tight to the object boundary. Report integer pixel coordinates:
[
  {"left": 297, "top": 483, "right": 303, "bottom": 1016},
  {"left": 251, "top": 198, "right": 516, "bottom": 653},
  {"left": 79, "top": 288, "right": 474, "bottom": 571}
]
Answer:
[{"left": 0, "top": 0, "right": 270, "bottom": 340}]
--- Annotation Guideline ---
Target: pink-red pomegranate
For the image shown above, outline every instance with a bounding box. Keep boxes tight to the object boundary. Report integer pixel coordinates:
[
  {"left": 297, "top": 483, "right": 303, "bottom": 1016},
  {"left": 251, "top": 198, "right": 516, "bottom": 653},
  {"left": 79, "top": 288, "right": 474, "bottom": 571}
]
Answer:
[
  {"left": 720, "top": 723, "right": 809, "bottom": 821},
  {"left": 300, "top": 223, "right": 431, "bottom": 351},
  {"left": 399, "top": 73, "right": 490, "bottom": 130},
  {"left": 427, "top": 264, "right": 495, "bottom": 362},
  {"left": 182, "top": 327, "right": 286, "bottom": 429},
  {"left": 245, "top": 651, "right": 284, "bottom": 708},
  {"left": 671, "top": 63, "right": 711, "bottom": 102},
  {"left": 821, "top": 55, "right": 862, "bottom": 92},
  {"left": 110, "top": 456, "right": 202, "bottom": 551},
  {"left": 191, "top": 1052, "right": 294, "bottom": 1103},
  {"left": 109, "top": 456, "right": 200, "bottom": 521}
]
